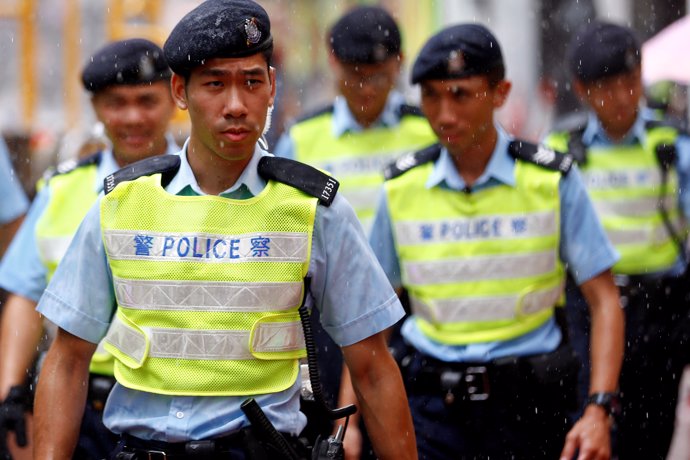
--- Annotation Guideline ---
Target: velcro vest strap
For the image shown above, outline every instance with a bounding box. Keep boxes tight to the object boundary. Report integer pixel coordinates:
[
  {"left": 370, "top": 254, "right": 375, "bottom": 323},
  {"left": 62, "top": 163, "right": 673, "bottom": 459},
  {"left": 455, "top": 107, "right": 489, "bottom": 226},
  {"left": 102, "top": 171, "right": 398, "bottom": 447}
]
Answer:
[
  {"left": 104, "top": 312, "right": 305, "bottom": 368},
  {"left": 508, "top": 140, "right": 573, "bottom": 174},
  {"left": 258, "top": 156, "right": 339, "bottom": 207},
  {"left": 104, "top": 154, "right": 181, "bottom": 195}
]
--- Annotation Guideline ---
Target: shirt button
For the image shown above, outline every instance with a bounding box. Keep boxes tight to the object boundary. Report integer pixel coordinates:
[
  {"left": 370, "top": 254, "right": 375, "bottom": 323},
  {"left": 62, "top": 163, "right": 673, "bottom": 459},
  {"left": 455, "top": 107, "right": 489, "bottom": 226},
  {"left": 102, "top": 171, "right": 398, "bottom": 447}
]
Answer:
[{"left": 176, "top": 411, "right": 184, "bottom": 419}]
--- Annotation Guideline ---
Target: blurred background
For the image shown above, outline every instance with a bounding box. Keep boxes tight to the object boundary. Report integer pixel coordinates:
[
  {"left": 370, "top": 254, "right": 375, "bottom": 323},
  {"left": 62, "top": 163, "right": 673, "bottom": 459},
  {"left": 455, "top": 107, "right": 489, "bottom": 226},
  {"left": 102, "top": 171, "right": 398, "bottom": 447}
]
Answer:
[{"left": 1, "top": 0, "right": 688, "bottom": 197}]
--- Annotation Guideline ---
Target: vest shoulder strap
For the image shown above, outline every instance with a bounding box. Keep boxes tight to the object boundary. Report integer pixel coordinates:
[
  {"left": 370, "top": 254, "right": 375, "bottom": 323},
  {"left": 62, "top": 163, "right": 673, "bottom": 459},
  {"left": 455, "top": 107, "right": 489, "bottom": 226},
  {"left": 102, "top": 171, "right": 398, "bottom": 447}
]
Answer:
[
  {"left": 258, "top": 156, "right": 339, "bottom": 207},
  {"left": 43, "top": 151, "right": 102, "bottom": 182},
  {"left": 508, "top": 140, "right": 574, "bottom": 174},
  {"left": 293, "top": 104, "right": 334, "bottom": 124},
  {"left": 384, "top": 143, "right": 442, "bottom": 180},
  {"left": 397, "top": 104, "right": 424, "bottom": 118},
  {"left": 103, "top": 154, "right": 180, "bottom": 195}
]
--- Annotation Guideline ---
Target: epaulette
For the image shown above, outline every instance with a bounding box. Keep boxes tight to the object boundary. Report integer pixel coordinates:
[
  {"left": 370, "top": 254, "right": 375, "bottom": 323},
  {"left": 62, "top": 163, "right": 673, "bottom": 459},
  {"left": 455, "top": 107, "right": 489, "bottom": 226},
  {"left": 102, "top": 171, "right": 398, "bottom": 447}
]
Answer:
[
  {"left": 42, "top": 151, "right": 102, "bottom": 182},
  {"left": 293, "top": 104, "right": 335, "bottom": 124},
  {"left": 508, "top": 140, "right": 573, "bottom": 175},
  {"left": 383, "top": 143, "right": 442, "bottom": 180},
  {"left": 397, "top": 104, "right": 424, "bottom": 117},
  {"left": 258, "top": 156, "right": 339, "bottom": 207},
  {"left": 104, "top": 155, "right": 180, "bottom": 195},
  {"left": 644, "top": 118, "right": 689, "bottom": 136}
]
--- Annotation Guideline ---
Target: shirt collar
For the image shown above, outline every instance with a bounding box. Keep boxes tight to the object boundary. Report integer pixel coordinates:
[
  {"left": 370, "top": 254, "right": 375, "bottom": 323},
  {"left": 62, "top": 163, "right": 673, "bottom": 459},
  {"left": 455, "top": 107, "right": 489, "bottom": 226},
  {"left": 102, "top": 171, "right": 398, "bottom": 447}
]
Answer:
[
  {"left": 166, "top": 139, "right": 268, "bottom": 197},
  {"left": 95, "top": 134, "right": 180, "bottom": 193},
  {"left": 582, "top": 110, "right": 646, "bottom": 146},
  {"left": 332, "top": 90, "right": 406, "bottom": 137},
  {"left": 426, "top": 126, "right": 516, "bottom": 190}
]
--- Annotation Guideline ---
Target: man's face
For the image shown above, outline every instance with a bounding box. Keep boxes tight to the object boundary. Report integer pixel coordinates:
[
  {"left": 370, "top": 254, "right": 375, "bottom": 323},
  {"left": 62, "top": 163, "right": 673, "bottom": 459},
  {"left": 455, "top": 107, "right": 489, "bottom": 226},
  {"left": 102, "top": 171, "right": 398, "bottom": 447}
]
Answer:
[
  {"left": 173, "top": 54, "right": 275, "bottom": 163},
  {"left": 332, "top": 56, "right": 400, "bottom": 127},
  {"left": 91, "top": 80, "right": 176, "bottom": 166},
  {"left": 576, "top": 67, "right": 643, "bottom": 139},
  {"left": 420, "top": 75, "right": 510, "bottom": 156}
]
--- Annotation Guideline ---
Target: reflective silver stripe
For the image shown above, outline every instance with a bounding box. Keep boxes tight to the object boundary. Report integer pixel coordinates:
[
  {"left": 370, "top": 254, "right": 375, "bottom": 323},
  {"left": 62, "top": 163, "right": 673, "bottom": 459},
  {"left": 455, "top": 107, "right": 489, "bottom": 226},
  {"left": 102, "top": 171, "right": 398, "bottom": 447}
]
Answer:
[
  {"left": 104, "top": 315, "right": 147, "bottom": 364},
  {"left": 582, "top": 168, "right": 662, "bottom": 190},
  {"left": 315, "top": 150, "right": 411, "bottom": 178},
  {"left": 394, "top": 210, "right": 557, "bottom": 246},
  {"left": 103, "top": 230, "right": 308, "bottom": 263},
  {"left": 403, "top": 250, "right": 557, "bottom": 285},
  {"left": 606, "top": 218, "right": 684, "bottom": 246},
  {"left": 113, "top": 277, "right": 303, "bottom": 312},
  {"left": 36, "top": 236, "right": 72, "bottom": 264},
  {"left": 106, "top": 314, "right": 304, "bottom": 363},
  {"left": 411, "top": 283, "right": 563, "bottom": 324},
  {"left": 594, "top": 195, "right": 675, "bottom": 218}
]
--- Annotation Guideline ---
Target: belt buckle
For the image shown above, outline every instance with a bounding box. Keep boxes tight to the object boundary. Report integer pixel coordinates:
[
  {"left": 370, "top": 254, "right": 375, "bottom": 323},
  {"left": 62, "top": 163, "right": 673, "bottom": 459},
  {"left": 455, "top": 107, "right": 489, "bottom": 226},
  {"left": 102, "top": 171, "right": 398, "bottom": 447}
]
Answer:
[
  {"left": 146, "top": 451, "right": 167, "bottom": 460},
  {"left": 464, "top": 366, "right": 490, "bottom": 401}
]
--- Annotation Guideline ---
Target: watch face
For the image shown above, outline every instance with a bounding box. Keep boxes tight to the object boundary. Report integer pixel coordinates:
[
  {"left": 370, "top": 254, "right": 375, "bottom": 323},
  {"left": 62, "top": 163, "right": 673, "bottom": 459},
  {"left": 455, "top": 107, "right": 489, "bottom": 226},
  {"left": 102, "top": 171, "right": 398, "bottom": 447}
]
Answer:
[{"left": 588, "top": 392, "right": 621, "bottom": 416}]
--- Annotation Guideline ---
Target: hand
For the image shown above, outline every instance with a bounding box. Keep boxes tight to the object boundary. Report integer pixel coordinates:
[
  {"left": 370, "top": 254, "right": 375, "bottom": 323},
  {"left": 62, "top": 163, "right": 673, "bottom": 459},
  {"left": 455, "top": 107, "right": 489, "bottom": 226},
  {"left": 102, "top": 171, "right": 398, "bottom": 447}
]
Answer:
[
  {"left": 560, "top": 405, "right": 612, "bottom": 460},
  {"left": 0, "top": 385, "right": 31, "bottom": 448}
]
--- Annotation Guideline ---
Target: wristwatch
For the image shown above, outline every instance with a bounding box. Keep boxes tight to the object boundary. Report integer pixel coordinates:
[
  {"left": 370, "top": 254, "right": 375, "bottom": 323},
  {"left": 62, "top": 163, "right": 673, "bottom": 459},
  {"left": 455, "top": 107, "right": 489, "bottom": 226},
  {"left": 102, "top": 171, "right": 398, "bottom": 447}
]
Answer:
[{"left": 585, "top": 392, "right": 621, "bottom": 417}]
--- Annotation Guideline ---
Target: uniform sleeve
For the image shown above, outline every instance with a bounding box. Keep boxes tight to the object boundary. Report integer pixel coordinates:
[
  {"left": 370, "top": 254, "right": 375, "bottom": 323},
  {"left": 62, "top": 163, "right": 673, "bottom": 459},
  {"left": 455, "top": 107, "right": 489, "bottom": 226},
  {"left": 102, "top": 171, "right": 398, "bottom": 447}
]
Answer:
[
  {"left": 674, "top": 134, "right": 690, "bottom": 220},
  {"left": 36, "top": 200, "right": 115, "bottom": 344},
  {"left": 558, "top": 164, "right": 620, "bottom": 285},
  {"left": 272, "top": 131, "right": 296, "bottom": 160},
  {"left": 0, "top": 186, "right": 50, "bottom": 300},
  {"left": 368, "top": 188, "right": 402, "bottom": 289},
  {"left": 309, "top": 193, "right": 404, "bottom": 347},
  {"left": 0, "top": 138, "right": 29, "bottom": 224}
]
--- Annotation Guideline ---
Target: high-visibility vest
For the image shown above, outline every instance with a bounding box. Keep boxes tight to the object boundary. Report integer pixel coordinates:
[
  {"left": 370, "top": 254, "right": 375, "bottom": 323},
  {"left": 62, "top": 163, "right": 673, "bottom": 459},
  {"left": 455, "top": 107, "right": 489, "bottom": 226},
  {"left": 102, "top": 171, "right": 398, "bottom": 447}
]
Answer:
[
  {"left": 289, "top": 105, "right": 435, "bottom": 232},
  {"left": 35, "top": 153, "right": 114, "bottom": 376},
  {"left": 101, "top": 172, "right": 316, "bottom": 396},
  {"left": 545, "top": 125, "right": 685, "bottom": 274},
  {"left": 385, "top": 147, "right": 565, "bottom": 345}
]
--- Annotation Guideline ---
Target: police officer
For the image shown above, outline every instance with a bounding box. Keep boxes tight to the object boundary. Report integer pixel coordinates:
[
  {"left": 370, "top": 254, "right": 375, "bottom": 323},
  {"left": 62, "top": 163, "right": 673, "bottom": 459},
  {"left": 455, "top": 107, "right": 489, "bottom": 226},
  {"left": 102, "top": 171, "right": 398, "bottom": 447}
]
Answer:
[
  {"left": 33, "top": 1, "right": 415, "bottom": 459},
  {"left": 274, "top": 7, "right": 435, "bottom": 456},
  {"left": 370, "top": 23, "right": 625, "bottom": 459},
  {"left": 0, "top": 136, "right": 29, "bottom": 258},
  {"left": 274, "top": 5, "right": 434, "bottom": 234},
  {"left": 544, "top": 21, "right": 690, "bottom": 460},
  {"left": 0, "top": 38, "right": 177, "bottom": 460}
]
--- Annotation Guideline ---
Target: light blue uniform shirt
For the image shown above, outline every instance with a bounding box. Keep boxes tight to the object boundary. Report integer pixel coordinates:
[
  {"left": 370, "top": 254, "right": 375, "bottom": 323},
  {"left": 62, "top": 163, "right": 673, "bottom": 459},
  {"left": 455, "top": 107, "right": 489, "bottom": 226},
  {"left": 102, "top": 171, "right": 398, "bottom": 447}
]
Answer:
[
  {"left": 37, "top": 143, "right": 403, "bottom": 442},
  {"left": 0, "top": 141, "right": 179, "bottom": 301},
  {"left": 0, "top": 137, "right": 29, "bottom": 225},
  {"left": 273, "top": 91, "right": 408, "bottom": 159},
  {"left": 369, "top": 127, "right": 619, "bottom": 362},
  {"left": 580, "top": 111, "right": 690, "bottom": 275}
]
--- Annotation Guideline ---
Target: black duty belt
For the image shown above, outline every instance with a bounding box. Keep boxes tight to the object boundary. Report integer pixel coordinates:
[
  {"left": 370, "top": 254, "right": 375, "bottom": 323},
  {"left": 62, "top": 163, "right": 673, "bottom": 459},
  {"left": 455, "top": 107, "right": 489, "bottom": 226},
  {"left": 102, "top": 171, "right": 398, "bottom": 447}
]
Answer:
[
  {"left": 117, "top": 431, "right": 247, "bottom": 460},
  {"left": 404, "top": 341, "right": 580, "bottom": 407}
]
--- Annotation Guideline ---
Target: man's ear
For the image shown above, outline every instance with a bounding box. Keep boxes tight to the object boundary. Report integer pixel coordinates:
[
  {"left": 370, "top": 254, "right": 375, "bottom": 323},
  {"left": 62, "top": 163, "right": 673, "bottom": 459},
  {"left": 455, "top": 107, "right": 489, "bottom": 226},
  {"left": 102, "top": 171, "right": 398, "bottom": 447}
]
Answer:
[
  {"left": 492, "top": 79, "right": 512, "bottom": 108},
  {"left": 268, "top": 66, "right": 277, "bottom": 107},
  {"left": 171, "top": 74, "right": 188, "bottom": 110}
]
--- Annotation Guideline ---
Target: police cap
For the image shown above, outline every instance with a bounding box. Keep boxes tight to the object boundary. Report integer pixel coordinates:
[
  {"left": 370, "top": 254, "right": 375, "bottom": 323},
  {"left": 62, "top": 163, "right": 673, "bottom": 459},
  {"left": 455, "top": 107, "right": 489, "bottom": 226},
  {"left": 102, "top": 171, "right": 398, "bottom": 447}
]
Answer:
[
  {"left": 329, "top": 6, "right": 401, "bottom": 64},
  {"left": 164, "top": 0, "right": 273, "bottom": 76},
  {"left": 568, "top": 21, "right": 641, "bottom": 83},
  {"left": 81, "top": 38, "right": 171, "bottom": 93},
  {"left": 411, "top": 23, "right": 504, "bottom": 84}
]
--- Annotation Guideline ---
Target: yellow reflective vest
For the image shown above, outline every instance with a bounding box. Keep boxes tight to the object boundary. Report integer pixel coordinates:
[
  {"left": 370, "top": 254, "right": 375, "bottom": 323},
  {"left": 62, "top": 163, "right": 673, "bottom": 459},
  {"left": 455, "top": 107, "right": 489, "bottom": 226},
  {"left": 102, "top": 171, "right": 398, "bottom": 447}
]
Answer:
[
  {"left": 545, "top": 125, "right": 685, "bottom": 274},
  {"left": 288, "top": 104, "right": 435, "bottom": 233},
  {"left": 101, "top": 172, "right": 316, "bottom": 396},
  {"left": 385, "top": 148, "right": 565, "bottom": 345},
  {"left": 35, "top": 154, "right": 114, "bottom": 376}
]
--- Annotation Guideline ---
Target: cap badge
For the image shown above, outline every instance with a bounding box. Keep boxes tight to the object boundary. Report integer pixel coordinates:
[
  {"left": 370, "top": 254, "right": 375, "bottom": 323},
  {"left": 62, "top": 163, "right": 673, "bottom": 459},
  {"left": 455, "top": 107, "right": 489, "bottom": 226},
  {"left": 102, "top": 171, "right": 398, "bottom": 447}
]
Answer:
[
  {"left": 138, "top": 55, "right": 156, "bottom": 80},
  {"left": 244, "top": 18, "right": 262, "bottom": 46},
  {"left": 447, "top": 50, "right": 465, "bottom": 74},
  {"left": 373, "top": 44, "right": 388, "bottom": 62}
]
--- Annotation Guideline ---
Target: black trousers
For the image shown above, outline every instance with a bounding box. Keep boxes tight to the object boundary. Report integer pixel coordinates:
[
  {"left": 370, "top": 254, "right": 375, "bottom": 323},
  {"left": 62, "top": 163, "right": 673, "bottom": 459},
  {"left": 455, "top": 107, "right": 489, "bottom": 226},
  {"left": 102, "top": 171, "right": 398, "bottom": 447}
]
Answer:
[{"left": 616, "top": 274, "right": 690, "bottom": 460}]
